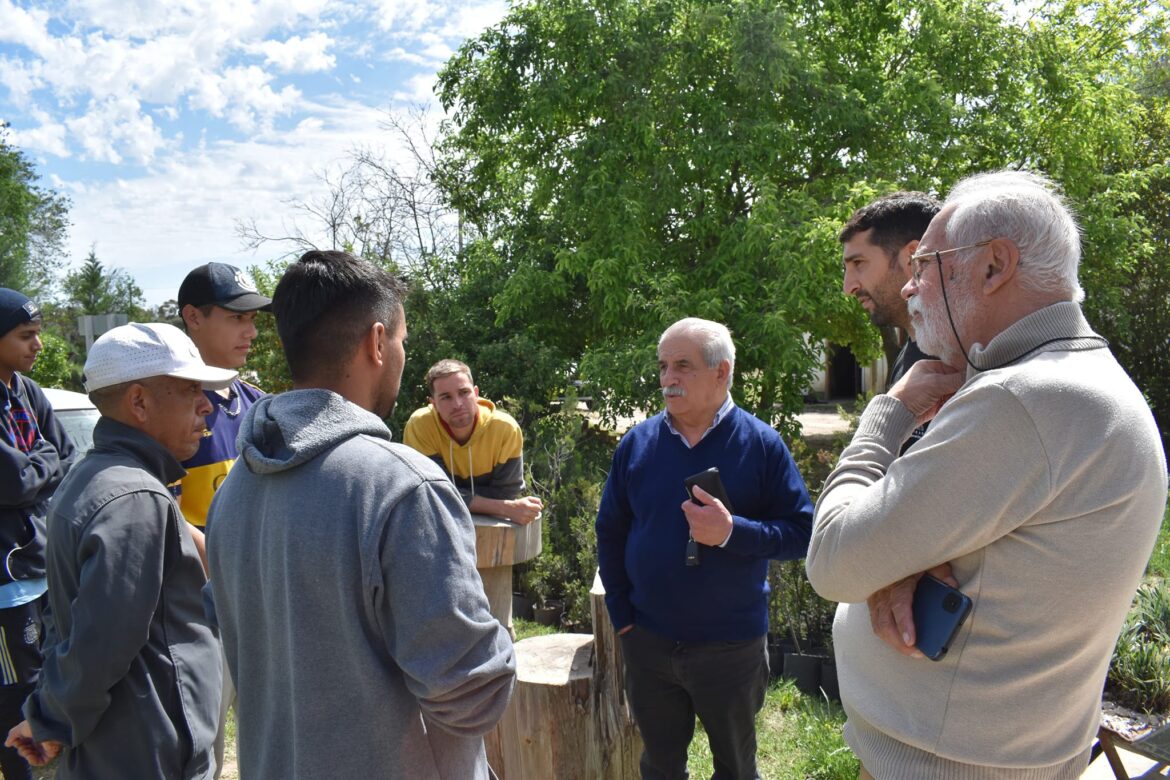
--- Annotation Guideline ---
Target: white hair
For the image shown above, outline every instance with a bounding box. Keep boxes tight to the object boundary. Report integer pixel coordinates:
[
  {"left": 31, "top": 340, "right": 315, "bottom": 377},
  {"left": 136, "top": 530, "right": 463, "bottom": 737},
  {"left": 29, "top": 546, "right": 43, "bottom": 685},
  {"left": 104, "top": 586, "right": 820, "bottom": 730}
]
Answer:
[
  {"left": 658, "top": 317, "right": 736, "bottom": 388},
  {"left": 944, "top": 170, "right": 1084, "bottom": 303}
]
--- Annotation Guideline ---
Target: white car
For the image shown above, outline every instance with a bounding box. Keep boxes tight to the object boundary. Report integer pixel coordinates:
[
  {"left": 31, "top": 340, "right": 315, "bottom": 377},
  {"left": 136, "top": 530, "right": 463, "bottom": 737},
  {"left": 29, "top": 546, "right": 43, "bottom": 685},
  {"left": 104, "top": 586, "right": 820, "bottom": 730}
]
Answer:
[{"left": 43, "top": 388, "right": 100, "bottom": 452}]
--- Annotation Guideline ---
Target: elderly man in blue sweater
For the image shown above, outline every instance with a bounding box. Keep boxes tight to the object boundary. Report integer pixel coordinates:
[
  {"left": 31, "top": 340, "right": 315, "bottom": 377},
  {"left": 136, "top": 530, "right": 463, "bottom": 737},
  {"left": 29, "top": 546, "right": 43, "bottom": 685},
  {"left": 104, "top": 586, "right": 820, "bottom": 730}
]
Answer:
[{"left": 596, "top": 317, "right": 814, "bottom": 780}]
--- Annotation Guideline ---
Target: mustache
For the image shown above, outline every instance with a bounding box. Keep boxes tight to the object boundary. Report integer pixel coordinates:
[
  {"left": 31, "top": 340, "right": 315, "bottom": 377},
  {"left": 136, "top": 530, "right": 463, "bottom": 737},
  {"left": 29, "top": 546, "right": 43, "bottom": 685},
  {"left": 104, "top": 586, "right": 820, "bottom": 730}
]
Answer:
[
  {"left": 907, "top": 298, "right": 923, "bottom": 318},
  {"left": 661, "top": 386, "right": 685, "bottom": 398}
]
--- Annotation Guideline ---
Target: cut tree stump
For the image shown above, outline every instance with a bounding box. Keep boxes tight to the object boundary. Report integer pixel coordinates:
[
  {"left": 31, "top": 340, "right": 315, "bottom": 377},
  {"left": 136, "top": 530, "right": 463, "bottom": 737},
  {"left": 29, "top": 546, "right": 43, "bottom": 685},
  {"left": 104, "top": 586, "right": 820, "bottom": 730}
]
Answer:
[
  {"left": 473, "top": 513, "right": 542, "bottom": 639},
  {"left": 490, "top": 570, "right": 641, "bottom": 779}
]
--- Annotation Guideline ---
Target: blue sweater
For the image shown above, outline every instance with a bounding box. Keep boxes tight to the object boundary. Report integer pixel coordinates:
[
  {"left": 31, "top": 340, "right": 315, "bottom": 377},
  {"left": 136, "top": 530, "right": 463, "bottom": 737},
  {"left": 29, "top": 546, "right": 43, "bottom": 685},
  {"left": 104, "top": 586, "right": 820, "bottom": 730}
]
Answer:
[{"left": 596, "top": 406, "right": 813, "bottom": 643}]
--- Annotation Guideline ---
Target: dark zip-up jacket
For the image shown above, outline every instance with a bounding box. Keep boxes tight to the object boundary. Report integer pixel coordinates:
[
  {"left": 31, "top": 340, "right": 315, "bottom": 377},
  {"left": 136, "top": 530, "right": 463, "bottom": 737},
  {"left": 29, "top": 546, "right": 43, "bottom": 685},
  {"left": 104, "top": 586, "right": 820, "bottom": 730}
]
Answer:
[
  {"left": 25, "top": 418, "right": 220, "bottom": 780},
  {"left": 0, "top": 374, "right": 78, "bottom": 584}
]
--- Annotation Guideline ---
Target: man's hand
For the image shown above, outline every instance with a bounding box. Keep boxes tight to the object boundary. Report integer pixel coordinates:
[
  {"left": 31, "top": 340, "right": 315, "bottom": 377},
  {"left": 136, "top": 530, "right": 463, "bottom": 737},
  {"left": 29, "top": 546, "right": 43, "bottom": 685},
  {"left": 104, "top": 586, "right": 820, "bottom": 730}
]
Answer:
[
  {"left": 5, "top": 721, "right": 62, "bottom": 766},
  {"left": 503, "top": 496, "right": 543, "bottom": 525},
  {"left": 680, "top": 485, "right": 733, "bottom": 546},
  {"left": 866, "top": 563, "right": 957, "bottom": 658},
  {"left": 888, "top": 360, "right": 965, "bottom": 426},
  {"left": 617, "top": 624, "right": 634, "bottom": 636}
]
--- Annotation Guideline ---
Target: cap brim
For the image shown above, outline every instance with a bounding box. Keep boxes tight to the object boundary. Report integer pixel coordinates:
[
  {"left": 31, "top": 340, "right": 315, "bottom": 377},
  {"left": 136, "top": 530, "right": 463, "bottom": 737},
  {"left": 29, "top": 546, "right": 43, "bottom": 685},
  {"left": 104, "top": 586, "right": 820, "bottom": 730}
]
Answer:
[
  {"left": 167, "top": 366, "right": 238, "bottom": 391},
  {"left": 220, "top": 293, "right": 273, "bottom": 312}
]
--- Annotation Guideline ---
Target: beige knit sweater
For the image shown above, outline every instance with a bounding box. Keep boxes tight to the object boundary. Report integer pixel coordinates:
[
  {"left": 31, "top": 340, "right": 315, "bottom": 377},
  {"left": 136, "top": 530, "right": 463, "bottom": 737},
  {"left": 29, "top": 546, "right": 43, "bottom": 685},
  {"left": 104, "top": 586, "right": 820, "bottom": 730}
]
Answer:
[{"left": 807, "top": 302, "right": 1168, "bottom": 774}]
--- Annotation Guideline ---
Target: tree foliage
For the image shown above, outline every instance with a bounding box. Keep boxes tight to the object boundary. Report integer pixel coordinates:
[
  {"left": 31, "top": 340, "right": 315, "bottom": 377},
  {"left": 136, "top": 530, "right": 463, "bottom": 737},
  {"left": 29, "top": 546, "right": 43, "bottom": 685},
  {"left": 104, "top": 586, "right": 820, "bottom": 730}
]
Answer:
[
  {"left": 61, "top": 248, "right": 147, "bottom": 319},
  {"left": 0, "top": 131, "right": 70, "bottom": 299},
  {"left": 435, "top": 0, "right": 1168, "bottom": 434}
]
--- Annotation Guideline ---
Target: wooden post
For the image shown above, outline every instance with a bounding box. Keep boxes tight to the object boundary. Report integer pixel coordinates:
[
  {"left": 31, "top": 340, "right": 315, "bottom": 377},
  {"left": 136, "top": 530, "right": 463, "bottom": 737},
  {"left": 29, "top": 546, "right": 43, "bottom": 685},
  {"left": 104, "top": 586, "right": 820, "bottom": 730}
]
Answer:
[
  {"left": 584, "top": 570, "right": 642, "bottom": 779},
  {"left": 492, "top": 570, "right": 642, "bottom": 779},
  {"left": 473, "top": 514, "right": 542, "bottom": 638}
]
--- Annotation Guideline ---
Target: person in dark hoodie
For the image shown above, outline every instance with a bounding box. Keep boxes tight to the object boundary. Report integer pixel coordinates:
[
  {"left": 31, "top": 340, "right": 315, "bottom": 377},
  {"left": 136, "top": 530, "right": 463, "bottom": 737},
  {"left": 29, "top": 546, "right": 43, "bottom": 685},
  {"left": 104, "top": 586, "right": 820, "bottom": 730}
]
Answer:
[
  {"left": 0, "top": 289, "right": 78, "bottom": 780},
  {"left": 7, "top": 322, "right": 232, "bottom": 779},
  {"left": 206, "top": 250, "right": 516, "bottom": 780}
]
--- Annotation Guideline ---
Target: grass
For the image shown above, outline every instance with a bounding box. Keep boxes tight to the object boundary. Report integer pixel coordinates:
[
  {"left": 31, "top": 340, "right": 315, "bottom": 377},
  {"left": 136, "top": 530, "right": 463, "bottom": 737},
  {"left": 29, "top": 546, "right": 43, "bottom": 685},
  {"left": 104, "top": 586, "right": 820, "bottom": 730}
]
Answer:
[{"left": 1145, "top": 500, "right": 1170, "bottom": 580}]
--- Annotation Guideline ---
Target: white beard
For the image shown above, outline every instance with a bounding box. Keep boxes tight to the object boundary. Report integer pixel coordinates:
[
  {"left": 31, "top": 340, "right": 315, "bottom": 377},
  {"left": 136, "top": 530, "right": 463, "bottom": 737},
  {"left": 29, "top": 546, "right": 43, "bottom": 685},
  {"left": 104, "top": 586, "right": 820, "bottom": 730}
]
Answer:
[{"left": 908, "top": 273, "right": 976, "bottom": 368}]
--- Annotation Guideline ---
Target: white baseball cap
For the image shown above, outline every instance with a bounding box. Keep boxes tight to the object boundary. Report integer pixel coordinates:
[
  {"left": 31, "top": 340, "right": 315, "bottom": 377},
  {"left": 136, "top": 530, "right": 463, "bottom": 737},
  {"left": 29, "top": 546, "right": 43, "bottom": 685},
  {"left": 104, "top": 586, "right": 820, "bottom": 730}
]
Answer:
[{"left": 83, "top": 322, "right": 238, "bottom": 393}]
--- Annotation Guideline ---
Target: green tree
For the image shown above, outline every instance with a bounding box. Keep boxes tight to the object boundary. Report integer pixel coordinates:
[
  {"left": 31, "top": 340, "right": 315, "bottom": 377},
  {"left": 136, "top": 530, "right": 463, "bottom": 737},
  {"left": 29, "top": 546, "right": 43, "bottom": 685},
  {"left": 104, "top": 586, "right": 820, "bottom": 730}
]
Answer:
[
  {"left": 61, "top": 248, "right": 147, "bottom": 319},
  {"left": 26, "top": 330, "right": 75, "bottom": 389},
  {"left": 435, "top": 0, "right": 1166, "bottom": 432},
  {"left": 0, "top": 131, "right": 70, "bottom": 298}
]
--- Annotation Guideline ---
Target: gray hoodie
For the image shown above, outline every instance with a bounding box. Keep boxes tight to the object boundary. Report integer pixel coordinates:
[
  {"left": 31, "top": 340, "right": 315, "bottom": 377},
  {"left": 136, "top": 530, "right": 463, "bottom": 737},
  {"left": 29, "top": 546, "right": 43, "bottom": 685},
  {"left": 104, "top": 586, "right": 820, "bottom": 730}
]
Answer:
[{"left": 207, "top": 389, "right": 515, "bottom": 780}]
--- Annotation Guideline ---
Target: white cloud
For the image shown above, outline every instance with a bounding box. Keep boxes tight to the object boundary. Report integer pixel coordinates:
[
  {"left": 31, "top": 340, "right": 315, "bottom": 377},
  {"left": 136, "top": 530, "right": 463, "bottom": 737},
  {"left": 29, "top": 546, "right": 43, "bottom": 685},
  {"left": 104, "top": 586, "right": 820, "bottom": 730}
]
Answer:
[
  {"left": 437, "top": 0, "right": 507, "bottom": 38},
  {"left": 250, "top": 32, "right": 336, "bottom": 74},
  {"left": 0, "top": 0, "right": 53, "bottom": 54},
  {"left": 61, "top": 98, "right": 392, "bottom": 303},
  {"left": 394, "top": 72, "right": 439, "bottom": 104},
  {"left": 65, "top": 96, "right": 167, "bottom": 165},
  {"left": 3, "top": 0, "right": 513, "bottom": 305},
  {"left": 8, "top": 108, "right": 69, "bottom": 158},
  {"left": 370, "top": 0, "right": 438, "bottom": 33}
]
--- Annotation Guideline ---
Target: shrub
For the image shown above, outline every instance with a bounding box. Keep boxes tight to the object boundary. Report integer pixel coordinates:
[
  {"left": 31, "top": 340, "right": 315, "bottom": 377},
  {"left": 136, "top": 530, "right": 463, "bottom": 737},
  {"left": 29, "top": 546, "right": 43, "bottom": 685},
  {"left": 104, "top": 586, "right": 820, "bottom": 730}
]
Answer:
[{"left": 1107, "top": 581, "right": 1170, "bottom": 713}]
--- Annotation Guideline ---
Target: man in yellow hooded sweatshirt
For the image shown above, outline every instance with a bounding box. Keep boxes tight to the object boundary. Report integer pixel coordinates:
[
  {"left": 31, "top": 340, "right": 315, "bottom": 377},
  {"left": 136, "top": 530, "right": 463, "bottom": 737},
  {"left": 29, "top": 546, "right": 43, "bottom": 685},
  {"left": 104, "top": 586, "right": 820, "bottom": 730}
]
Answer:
[{"left": 404, "top": 360, "right": 542, "bottom": 525}]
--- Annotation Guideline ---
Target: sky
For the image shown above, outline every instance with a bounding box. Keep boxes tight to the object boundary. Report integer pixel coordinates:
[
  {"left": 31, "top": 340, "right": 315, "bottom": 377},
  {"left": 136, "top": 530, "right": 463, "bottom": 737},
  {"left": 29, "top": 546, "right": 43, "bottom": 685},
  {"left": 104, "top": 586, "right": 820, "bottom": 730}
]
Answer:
[{"left": 0, "top": 0, "right": 508, "bottom": 305}]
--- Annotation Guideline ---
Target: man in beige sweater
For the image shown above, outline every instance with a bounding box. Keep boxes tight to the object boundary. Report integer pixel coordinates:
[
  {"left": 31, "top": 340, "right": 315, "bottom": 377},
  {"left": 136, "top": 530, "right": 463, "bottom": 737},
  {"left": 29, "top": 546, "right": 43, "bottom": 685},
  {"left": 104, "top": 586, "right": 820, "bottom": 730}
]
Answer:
[{"left": 807, "top": 170, "right": 1167, "bottom": 779}]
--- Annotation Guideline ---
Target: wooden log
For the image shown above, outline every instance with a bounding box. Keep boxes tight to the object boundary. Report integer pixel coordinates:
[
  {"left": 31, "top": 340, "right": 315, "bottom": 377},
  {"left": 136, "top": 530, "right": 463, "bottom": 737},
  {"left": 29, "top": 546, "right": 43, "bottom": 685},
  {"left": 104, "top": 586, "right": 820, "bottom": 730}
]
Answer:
[
  {"left": 473, "top": 514, "right": 543, "bottom": 639},
  {"left": 492, "top": 571, "right": 642, "bottom": 780},
  {"left": 498, "top": 633, "right": 594, "bottom": 779},
  {"left": 585, "top": 570, "right": 642, "bottom": 779},
  {"left": 472, "top": 514, "right": 542, "bottom": 567}
]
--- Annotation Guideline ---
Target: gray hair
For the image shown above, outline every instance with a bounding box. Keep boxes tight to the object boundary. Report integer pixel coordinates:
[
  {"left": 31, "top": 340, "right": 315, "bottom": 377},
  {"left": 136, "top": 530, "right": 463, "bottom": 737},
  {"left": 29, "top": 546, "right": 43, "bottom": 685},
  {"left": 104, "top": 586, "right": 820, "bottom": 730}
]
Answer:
[
  {"left": 944, "top": 170, "right": 1083, "bottom": 303},
  {"left": 658, "top": 317, "right": 736, "bottom": 388}
]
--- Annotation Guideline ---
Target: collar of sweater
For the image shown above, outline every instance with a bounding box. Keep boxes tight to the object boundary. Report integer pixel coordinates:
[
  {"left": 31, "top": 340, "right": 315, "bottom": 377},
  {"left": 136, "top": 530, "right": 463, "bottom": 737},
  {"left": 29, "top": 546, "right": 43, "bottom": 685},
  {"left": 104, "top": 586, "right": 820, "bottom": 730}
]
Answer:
[{"left": 966, "top": 301, "right": 1102, "bottom": 379}]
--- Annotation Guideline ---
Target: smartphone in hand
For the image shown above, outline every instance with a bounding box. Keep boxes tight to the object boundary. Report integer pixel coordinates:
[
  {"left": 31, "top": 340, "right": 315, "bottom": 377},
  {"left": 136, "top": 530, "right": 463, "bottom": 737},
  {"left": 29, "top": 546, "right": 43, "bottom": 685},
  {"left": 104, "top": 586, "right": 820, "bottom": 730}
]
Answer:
[
  {"left": 912, "top": 574, "right": 973, "bottom": 661},
  {"left": 683, "top": 467, "right": 735, "bottom": 514}
]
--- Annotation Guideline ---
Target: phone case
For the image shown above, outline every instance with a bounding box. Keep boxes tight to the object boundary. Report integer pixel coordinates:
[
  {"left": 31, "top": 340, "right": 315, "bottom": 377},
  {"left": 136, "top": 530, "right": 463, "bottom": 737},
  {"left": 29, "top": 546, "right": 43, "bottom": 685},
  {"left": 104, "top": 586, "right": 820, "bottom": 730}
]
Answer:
[
  {"left": 912, "top": 574, "right": 973, "bottom": 661},
  {"left": 683, "top": 467, "right": 735, "bottom": 514}
]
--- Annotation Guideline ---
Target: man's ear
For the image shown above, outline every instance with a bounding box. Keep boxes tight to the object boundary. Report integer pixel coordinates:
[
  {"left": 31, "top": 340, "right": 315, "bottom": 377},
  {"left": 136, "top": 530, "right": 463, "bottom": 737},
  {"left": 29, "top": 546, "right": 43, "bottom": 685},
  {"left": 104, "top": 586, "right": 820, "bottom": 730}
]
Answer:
[
  {"left": 717, "top": 359, "right": 732, "bottom": 387},
  {"left": 181, "top": 304, "right": 202, "bottom": 332},
  {"left": 364, "top": 321, "right": 387, "bottom": 366},
  {"left": 897, "top": 240, "right": 920, "bottom": 278},
  {"left": 982, "top": 238, "right": 1020, "bottom": 295},
  {"left": 124, "top": 382, "right": 151, "bottom": 424}
]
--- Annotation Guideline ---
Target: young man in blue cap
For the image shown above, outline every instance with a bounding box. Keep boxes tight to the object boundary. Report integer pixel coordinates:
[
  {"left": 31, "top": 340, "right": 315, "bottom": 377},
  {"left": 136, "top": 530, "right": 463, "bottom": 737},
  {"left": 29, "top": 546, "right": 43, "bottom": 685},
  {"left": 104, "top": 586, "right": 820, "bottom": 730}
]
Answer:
[
  {"left": 176, "top": 262, "right": 270, "bottom": 531},
  {"left": 0, "top": 288, "right": 77, "bottom": 780},
  {"left": 176, "top": 262, "right": 270, "bottom": 777}
]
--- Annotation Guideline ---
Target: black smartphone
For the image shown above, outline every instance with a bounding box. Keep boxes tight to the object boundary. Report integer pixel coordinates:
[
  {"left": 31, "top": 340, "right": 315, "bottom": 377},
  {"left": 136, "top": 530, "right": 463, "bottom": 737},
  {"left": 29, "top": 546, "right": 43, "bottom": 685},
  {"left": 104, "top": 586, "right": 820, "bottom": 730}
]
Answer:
[
  {"left": 683, "top": 467, "right": 735, "bottom": 514},
  {"left": 911, "top": 574, "right": 973, "bottom": 661}
]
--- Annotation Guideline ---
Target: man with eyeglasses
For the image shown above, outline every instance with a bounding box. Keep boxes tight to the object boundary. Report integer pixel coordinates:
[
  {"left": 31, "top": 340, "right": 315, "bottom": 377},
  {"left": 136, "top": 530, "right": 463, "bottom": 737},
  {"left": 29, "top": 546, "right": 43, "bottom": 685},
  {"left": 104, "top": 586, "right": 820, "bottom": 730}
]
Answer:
[
  {"left": 840, "top": 192, "right": 941, "bottom": 451},
  {"left": 807, "top": 170, "right": 1167, "bottom": 779}
]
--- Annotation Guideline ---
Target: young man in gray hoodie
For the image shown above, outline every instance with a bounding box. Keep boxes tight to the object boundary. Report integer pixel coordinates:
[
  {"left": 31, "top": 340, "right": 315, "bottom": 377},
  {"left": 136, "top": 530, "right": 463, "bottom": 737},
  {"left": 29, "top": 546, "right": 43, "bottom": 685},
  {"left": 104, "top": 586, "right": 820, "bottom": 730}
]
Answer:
[{"left": 206, "top": 250, "right": 516, "bottom": 780}]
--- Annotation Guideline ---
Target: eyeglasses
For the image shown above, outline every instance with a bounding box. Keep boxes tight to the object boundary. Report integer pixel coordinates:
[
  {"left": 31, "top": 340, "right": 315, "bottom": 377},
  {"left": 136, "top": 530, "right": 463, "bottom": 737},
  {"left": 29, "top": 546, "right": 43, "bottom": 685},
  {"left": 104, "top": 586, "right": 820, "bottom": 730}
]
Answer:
[{"left": 909, "top": 240, "right": 993, "bottom": 283}]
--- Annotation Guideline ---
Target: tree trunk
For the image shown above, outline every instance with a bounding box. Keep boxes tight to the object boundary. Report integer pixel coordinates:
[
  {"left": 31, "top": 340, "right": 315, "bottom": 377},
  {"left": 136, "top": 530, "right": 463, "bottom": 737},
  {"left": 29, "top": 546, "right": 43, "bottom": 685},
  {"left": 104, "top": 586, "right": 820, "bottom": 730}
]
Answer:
[{"left": 492, "top": 570, "right": 642, "bottom": 779}]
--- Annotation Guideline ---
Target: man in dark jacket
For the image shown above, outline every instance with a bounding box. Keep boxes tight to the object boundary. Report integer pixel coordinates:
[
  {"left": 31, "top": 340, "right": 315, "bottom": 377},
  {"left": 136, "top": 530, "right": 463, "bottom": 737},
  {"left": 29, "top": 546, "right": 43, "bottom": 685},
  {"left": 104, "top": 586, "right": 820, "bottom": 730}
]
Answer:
[
  {"left": 0, "top": 288, "right": 77, "bottom": 780},
  {"left": 6, "top": 322, "right": 235, "bottom": 779}
]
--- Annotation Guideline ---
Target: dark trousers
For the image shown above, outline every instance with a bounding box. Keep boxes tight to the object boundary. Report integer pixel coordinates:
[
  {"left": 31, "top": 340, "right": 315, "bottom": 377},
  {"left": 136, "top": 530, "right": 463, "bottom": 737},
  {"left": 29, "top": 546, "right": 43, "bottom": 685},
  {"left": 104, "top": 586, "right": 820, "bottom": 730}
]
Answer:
[
  {"left": 0, "top": 599, "right": 42, "bottom": 780},
  {"left": 620, "top": 626, "right": 768, "bottom": 780}
]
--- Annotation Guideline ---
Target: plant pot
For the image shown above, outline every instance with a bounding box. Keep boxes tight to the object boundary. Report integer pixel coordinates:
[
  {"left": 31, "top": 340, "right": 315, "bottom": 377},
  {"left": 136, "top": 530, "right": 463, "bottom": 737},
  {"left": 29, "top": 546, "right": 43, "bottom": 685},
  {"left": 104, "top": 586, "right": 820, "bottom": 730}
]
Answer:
[
  {"left": 819, "top": 656, "right": 840, "bottom": 702},
  {"left": 512, "top": 592, "right": 535, "bottom": 621},
  {"left": 783, "top": 651, "right": 827, "bottom": 696},
  {"left": 766, "top": 634, "right": 793, "bottom": 680},
  {"left": 533, "top": 600, "right": 564, "bottom": 626}
]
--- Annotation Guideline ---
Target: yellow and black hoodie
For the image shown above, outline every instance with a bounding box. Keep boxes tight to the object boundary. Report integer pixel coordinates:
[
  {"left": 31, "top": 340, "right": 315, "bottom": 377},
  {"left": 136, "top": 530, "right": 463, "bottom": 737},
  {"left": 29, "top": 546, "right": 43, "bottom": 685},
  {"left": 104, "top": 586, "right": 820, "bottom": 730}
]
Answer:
[{"left": 402, "top": 397, "right": 526, "bottom": 504}]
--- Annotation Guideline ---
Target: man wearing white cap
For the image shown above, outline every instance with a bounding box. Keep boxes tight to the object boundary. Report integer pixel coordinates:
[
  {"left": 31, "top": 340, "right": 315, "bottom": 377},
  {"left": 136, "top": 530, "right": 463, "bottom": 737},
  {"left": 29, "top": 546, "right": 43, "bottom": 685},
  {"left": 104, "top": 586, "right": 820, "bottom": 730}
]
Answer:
[{"left": 5, "top": 323, "right": 234, "bottom": 780}]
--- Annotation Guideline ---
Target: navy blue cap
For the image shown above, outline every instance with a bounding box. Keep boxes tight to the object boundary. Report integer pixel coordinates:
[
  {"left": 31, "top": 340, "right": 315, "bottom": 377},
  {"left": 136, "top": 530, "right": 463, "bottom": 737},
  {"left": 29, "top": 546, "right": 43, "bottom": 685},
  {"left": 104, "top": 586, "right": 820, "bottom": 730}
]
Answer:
[
  {"left": 178, "top": 263, "right": 272, "bottom": 312},
  {"left": 0, "top": 289, "right": 41, "bottom": 337}
]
